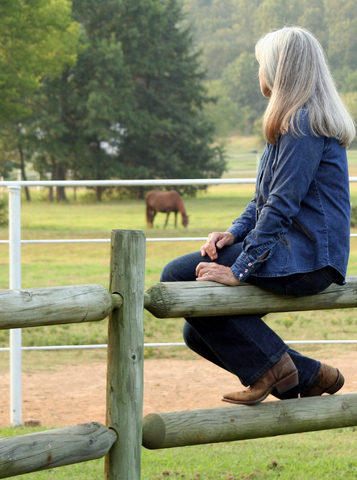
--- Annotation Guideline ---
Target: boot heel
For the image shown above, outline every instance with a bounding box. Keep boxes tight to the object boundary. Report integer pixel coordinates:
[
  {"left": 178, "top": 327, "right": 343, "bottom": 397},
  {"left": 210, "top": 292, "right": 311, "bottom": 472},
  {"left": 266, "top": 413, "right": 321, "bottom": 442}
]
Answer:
[{"left": 275, "top": 370, "right": 299, "bottom": 394}]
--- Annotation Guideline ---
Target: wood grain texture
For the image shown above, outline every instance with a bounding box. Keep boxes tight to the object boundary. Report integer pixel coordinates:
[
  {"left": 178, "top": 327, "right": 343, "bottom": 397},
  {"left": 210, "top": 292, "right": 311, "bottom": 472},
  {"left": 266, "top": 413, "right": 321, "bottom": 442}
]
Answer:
[
  {"left": 105, "top": 229, "right": 145, "bottom": 480},
  {"left": 145, "top": 276, "right": 357, "bottom": 318},
  {"left": 142, "top": 393, "right": 357, "bottom": 449},
  {"left": 0, "top": 422, "right": 117, "bottom": 478},
  {"left": 0, "top": 284, "right": 119, "bottom": 329}
]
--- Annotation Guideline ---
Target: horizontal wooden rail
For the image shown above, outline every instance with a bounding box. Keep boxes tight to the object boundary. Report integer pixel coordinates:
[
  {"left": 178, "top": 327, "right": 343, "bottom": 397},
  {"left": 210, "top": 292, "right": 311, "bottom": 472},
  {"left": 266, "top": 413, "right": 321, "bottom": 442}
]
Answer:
[
  {"left": 0, "top": 422, "right": 117, "bottom": 478},
  {"left": 0, "top": 284, "right": 121, "bottom": 329},
  {"left": 144, "top": 275, "right": 357, "bottom": 318},
  {"left": 142, "top": 393, "right": 357, "bottom": 449}
]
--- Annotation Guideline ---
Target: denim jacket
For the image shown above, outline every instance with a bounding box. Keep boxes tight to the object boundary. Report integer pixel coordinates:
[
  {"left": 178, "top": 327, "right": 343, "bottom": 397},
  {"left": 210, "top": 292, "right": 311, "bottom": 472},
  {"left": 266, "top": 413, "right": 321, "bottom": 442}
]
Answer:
[{"left": 227, "top": 110, "right": 350, "bottom": 284}]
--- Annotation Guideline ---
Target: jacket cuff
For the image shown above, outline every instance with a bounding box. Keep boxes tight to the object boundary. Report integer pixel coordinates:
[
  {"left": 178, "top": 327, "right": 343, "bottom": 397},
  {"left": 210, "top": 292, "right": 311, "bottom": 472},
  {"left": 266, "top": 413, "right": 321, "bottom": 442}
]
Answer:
[
  {"left": 226, "top": 225, "right": 244, "bottom": 242},
  {"left": 230, "top": 252, "right": 262, "bottom": 282}
]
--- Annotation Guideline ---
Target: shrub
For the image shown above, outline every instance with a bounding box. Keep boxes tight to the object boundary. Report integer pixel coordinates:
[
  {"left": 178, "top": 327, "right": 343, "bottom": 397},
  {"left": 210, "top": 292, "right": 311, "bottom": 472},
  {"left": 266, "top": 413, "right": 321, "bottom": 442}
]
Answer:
[
  {"left": 0, "top": 199, "right": 8, "bottom": 226},
  {"left": 351, "top": 204, "right": 357, "bottom": 227}
]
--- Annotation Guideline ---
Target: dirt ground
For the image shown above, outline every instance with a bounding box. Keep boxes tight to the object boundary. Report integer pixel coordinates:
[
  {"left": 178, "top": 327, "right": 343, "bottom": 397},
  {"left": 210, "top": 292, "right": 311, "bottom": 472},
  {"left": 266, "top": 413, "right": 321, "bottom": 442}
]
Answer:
[{"left": 0, "top": 353, "right": 356, "bottom": 428}]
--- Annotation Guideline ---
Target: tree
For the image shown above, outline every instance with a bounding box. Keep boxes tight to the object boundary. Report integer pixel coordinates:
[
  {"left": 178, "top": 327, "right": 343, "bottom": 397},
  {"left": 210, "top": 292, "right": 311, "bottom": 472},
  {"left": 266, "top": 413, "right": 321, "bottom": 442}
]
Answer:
[
  {"left": 29, "top": 0, "right": 226, "bottom": 199},
  {"left": 0, "top": 0, "right": 81, "bottom": 123},
  {"left": 0, "top": 0, "right": 82, "bottom": 198},
  {"left": 203, "top": 80, "right": 240, "bottom": 136},
  {"left": 222, "top": 52, "right": 268, "bottom": 134},
  {"left": 30, "top": 32, "right": 135, "bottom": 200},
  {"left": 112, "top": 0, "right": 226, "bottom": 195},
  {"left": 183, "top": 0, "right": 262, "bottom": 80},
  {"left": 0, "top": 123, "right": 36, "bottom": 201},
  {"left": 182, "top": 0, "right": 357, "bottom": 136},
  {"left": 324, "top": 0, "right": 357, "bottom": 89}
]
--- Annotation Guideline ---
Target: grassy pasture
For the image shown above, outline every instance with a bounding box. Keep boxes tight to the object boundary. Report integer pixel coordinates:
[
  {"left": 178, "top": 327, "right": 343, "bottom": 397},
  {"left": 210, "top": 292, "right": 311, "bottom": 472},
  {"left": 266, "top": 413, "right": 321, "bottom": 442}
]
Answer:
[
  {"left": 1, "top": 145, "right": 357, "bottom": 479},
  {"left": 2, "top": 425, "right": 357, "bottom": 479},
  {"left": 1, "top": 179, "right": 357, "bottom": 362}
]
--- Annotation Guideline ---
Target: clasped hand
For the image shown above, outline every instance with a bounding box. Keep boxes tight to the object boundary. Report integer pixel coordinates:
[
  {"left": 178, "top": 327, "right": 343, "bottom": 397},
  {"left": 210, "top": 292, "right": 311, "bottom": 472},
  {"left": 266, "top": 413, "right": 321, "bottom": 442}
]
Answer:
[{"left": 195, "top": 231, "right": 240, "bottom": 286}]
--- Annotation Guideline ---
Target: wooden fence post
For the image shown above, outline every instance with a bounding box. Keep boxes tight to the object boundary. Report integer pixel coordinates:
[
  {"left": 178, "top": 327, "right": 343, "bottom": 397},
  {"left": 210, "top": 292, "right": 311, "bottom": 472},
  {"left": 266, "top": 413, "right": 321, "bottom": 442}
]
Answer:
[{"left": 105, "top": 229, "right": 146, "bottom": 480}]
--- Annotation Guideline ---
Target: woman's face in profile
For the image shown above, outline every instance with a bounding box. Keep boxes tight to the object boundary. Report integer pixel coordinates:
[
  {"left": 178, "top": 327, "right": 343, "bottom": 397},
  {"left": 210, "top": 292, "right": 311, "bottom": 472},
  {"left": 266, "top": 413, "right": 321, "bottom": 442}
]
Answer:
[{"left": 259, "top": 66, "right": 271, "bottom": 98}]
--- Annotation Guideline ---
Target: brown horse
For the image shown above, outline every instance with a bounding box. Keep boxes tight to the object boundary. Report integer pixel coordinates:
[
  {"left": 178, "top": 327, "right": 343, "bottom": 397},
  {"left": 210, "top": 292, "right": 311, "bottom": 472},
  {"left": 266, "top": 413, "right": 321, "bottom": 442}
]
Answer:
[{"left": 145, "top": 190, "right": 189, "bottom": 228}]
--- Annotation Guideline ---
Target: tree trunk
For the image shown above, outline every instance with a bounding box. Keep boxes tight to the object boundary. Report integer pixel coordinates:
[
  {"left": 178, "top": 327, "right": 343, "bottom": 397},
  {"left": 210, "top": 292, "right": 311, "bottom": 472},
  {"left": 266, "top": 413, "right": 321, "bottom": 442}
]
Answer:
[
  {"left": 137, "top": 186, "right": 145, "bottom": 200},
  {"left": 48, "top": 187, "right": 54, "bottom": 202},
  {"left": 56, "top": 163, "right": 68, "bottom": 202},
  {"left": 51, "top": 158, "right": 68, "bottom": 202},
  {"left": 17, "top": 143, "right": 31, "bottom": 201},
  {"left": 96, "top": 186, "right": 103, "bottom": 201},
  {"left": 49, "top": 156, "right": 57, "bottom": 202},
  {"left": 94, "top": 142, "right": 103, "bottom": 201}
]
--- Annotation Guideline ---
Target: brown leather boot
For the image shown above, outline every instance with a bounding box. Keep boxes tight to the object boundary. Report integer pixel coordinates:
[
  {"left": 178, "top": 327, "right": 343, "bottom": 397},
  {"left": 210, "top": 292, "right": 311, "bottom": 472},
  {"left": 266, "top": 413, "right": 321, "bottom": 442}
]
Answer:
[
  {"left": 300, "top": 363, "right": 344, "bottom": 398},
  {"left": 222, "top": 352, "right": 298, "bottom": 405}
]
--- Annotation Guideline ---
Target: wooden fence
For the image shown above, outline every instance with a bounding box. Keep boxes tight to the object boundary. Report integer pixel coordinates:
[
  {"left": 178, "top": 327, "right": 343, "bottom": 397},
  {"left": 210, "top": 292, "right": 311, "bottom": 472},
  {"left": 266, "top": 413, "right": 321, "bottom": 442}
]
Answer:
[
  {"left": 0, "top": 229, "right": 146, "bottom": 479},
  {"left": 1, "top": 228, "right": 357, "bottom": 479}
]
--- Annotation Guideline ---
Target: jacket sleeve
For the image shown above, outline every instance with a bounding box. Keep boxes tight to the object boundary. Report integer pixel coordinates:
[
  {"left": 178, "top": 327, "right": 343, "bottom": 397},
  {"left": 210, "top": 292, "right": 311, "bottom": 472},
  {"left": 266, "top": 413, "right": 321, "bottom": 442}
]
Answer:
[
  {"left": 230, "top": 114, "right": 325, "bottom": 282},
  {"left": 226, "top": 198, "right": 257, "bottom": 242}
]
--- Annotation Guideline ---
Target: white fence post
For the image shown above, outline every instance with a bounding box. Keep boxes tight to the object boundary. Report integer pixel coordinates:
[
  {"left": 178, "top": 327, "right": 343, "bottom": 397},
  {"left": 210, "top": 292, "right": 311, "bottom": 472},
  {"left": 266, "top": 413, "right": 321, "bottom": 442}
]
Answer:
[{"left": 8, "top": 186, "right": 22, "bottom": 426}]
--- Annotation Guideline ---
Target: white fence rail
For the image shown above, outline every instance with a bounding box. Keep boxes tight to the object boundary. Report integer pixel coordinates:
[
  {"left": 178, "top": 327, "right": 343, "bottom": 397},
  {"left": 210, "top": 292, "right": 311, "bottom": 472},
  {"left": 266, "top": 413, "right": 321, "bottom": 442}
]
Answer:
[
  {"left": 2, "top": 178, "right": 253, "bottom": 427},
  {"left": 2, "top": 176, "right": 357, "bottom": 426}
]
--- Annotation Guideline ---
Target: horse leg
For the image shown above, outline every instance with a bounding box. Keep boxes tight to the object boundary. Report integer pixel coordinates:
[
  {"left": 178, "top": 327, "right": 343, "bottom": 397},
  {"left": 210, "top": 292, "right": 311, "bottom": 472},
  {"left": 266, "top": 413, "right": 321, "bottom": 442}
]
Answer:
[
  {"left": 146, "top": 206, "right": 151, "bottom": 228},
  {"left": 146, "top": 206, "right": 153, "bottom": 227},
  {"left": 174, "top": 212, "right": 178, "bottom": 228},
  {"left": 152, "top": 211, "right": 157, "bottom": 227},
  {"left": 164, "top": 212, "right": 170, "bottom": 228}
]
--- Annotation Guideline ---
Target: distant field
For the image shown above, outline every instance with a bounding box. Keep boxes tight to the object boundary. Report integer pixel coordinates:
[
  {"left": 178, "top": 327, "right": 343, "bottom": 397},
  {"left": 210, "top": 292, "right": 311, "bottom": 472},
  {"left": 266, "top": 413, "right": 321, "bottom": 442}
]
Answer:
[
  {"left": 0, "top": 168, "right": 357, "bottom": 361},
  {"left": 1, "top": 140, "right": 357, "bottom": 480},
  {"left": 223, "top": 144, "right": 357, "bottom": 178}
]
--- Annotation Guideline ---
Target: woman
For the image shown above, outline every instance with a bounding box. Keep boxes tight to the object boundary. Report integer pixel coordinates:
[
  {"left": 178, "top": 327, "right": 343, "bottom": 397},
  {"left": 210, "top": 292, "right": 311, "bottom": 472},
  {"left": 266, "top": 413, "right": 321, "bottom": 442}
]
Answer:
[{"left": 160, "top": 26, "right": 356, "bottom": 405}]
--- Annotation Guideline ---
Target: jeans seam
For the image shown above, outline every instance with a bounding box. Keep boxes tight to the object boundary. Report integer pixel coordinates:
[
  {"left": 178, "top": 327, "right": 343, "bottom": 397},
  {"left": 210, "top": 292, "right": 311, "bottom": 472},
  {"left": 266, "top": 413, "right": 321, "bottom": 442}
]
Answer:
[{"left": 319, "top": 268, "right": 335, "bottom": 284}]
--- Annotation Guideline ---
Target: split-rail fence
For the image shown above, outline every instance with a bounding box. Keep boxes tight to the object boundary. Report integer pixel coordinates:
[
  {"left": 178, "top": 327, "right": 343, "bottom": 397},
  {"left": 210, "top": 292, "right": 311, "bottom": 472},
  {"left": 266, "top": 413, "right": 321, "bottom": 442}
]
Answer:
[{"left": 1, "top": 229, "right": 357, "bottom": 479}]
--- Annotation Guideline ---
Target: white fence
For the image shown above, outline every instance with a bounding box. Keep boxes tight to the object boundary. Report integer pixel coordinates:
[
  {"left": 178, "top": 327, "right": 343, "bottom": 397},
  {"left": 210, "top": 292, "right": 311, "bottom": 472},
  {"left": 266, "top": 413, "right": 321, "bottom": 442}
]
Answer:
[
  {"left": 2, "top": 178, "right": 254, "bottom": 427},
  {"left": 2, "top": 176, "right": 357, "bottom": 427}
]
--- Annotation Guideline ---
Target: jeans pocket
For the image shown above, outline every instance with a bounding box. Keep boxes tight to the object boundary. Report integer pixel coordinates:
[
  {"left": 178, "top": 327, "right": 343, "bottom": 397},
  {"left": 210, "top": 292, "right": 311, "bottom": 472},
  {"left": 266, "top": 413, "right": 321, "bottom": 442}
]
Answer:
[{"left": 285, "top": 270, "right": 333, "bottom": 297}]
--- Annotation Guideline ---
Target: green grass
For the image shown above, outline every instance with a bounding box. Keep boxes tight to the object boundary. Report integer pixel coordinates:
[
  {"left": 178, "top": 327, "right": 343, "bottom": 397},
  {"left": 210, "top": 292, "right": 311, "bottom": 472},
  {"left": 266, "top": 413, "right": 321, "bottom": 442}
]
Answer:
[
  {"left": 0, "top": 183, "right": 256, "bottom": 357},
  {"left": 0, "top": 179, "right": 357, "bottom": 364},
  {"left": 1, "top": 143, "right": 357, "bottom": 479},
  {"left": 0, "top": 181, "right": 357, "bottom": 359},
  {"left": 2, "top": 426, "right": 357, "bottom": 479},
  {"left": 141, "top": 429, "right": 357, "bottom": 479}
]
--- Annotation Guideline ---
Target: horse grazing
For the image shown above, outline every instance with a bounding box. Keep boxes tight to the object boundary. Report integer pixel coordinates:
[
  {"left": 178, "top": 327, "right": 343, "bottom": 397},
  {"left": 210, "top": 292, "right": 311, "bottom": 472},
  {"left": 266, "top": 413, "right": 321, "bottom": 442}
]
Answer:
[{"left": 145, "top": 190, "right": 189, "bottom": 228}]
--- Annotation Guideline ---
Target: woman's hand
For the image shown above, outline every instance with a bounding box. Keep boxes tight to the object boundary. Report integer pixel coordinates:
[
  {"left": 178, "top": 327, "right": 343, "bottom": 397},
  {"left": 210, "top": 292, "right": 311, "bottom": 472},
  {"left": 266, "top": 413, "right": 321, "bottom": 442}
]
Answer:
[
  {"left": 196, "top": 262, "right": 240, "bottom": 286},
  {"left": 200, "top": 232, "right": 235, "bottom": 260}
]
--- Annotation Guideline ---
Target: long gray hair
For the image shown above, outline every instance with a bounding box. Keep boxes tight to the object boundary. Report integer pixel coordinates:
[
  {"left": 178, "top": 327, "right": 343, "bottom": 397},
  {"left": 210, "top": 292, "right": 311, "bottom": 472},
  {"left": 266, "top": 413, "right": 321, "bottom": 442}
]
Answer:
[{"left": 255, "top": 26, "right": 356, "bottom": 147}]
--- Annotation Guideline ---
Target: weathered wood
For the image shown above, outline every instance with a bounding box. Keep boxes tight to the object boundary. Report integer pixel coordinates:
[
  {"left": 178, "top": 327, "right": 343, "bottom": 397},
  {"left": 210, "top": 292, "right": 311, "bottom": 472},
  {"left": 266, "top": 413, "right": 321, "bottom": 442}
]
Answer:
[
  {"left": 145, "top": 276, "right": 357, "bottom": 318},
  {"left": 0, "top": 422, "right": 117, "bottom": 478},
  {"left": 142, "top": 393, "right": 357, "bottom": 449},
  {"left": 105, "top": 230, "right": 146, "bottom": 480},
  {"left": 0, "top": 284, "right": 121, "bottom": 329}
]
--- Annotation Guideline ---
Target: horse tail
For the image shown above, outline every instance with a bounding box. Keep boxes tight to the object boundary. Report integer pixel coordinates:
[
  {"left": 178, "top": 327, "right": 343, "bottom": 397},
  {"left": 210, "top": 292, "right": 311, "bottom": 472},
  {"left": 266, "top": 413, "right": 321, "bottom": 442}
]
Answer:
[
  {"left": 146, "top": 204, "right": 153, "bottom": 227},
  {"left": 145, "top": 191, "right": 156, "bottom": 227}
]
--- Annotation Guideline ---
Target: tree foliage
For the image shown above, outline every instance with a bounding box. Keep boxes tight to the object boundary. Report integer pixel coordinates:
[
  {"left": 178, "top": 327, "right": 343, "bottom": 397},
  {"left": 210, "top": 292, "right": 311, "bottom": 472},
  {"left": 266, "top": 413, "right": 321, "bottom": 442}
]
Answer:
[
  {"left": 22, "top": 0, "right": 226, "bottom": 199},
  {"left": 222, "top": 52, "right": 268, "bottom": 134},
  {"left": 6, "top": 0, "right": 357, "bottom": 196},
  {"left": 184, "top": 0, "right": 357, "bottom": 136},
  {"left": 114, "top": 0, "right": 225, "bottom": 188},
  {"left": 0, "top": 0, "right": 81, "bottom": 196},
  {"left": 0, "top": 0, "right": 81, "bottom": 123}
]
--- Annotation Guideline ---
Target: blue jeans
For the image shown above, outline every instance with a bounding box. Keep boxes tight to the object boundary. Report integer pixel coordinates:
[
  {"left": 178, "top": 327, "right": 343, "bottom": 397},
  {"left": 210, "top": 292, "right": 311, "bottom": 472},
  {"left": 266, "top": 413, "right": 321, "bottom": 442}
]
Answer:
[{"left": 160, "top": 242, "right": 337, "bottom": 399}]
